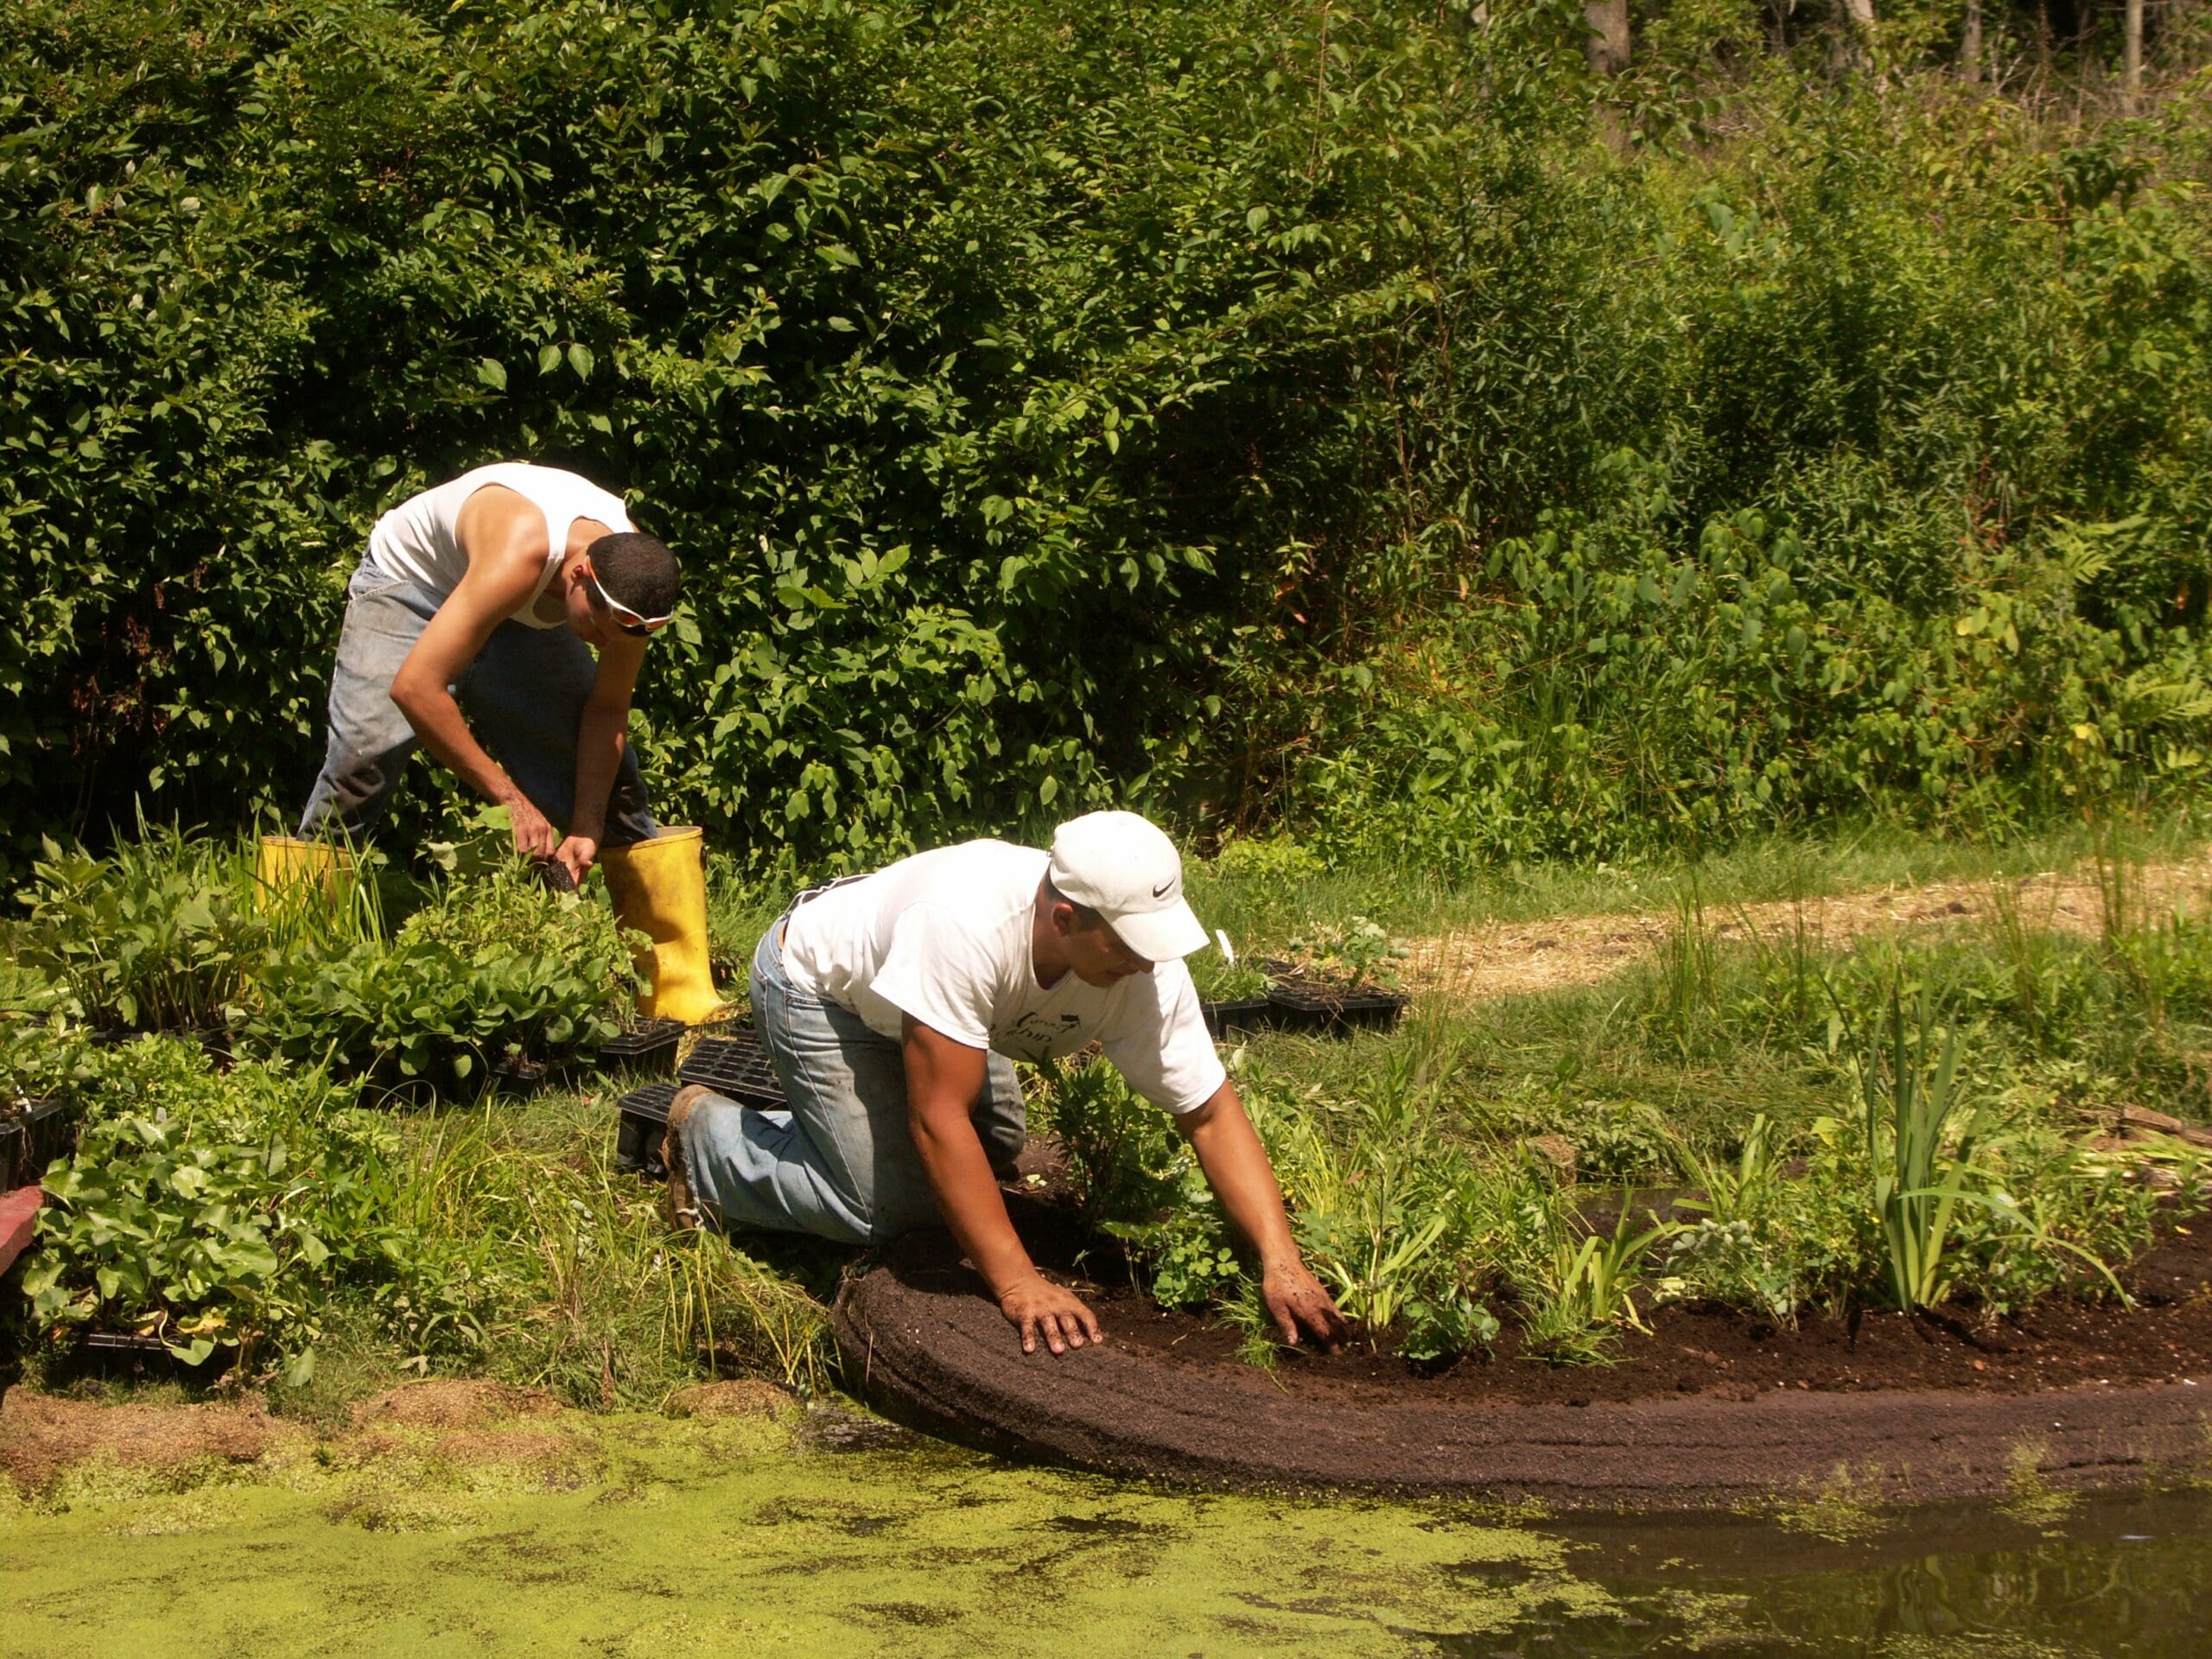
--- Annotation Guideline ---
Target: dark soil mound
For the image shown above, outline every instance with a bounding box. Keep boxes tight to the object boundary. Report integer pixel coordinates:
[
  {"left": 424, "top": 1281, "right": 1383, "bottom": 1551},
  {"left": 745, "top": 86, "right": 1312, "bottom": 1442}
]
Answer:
[{"left": 831, "top": 1210, "right": 2212, "bottom": 1506}]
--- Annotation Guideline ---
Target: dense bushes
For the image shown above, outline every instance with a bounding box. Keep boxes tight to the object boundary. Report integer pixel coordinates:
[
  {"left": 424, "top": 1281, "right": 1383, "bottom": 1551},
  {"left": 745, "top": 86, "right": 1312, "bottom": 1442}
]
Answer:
[{"left": 3, "top": 0, "right": 2209, "bottom": 873}]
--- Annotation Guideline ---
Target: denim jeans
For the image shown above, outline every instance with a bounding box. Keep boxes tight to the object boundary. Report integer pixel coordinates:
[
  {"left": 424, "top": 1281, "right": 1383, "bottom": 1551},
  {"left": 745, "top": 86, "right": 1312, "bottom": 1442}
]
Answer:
[
  {"left": 677, "top": 920, "right": 1027, "bottom": 1244},
  {"left": 296, "top": 552, "right": 657, "bottom": 842}
]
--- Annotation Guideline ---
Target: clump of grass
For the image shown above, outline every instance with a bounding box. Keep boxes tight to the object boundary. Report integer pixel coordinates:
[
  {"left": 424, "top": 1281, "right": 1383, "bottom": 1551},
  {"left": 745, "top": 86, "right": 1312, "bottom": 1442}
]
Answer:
[{"left": 393, "top": 1090, "right": 835, "bottom": 1407}]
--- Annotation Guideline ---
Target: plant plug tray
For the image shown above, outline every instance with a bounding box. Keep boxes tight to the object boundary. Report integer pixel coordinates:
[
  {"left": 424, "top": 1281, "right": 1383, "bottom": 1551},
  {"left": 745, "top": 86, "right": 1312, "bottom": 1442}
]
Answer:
[
  {"left": 1258, "top": 960, "right": 1408, "bottom": 1033},
  {"left": 2, "top": 1097, "right": 73, "bottom": 1192},
  {"left": 1200, "top": 997, "right": 1277, "bottom": 1039},
  {"left": 677, "top": 1031, "right": 787, "bottom": 1110},
  {"left": 595, "top": 1016, "right": 685, "bottom": 1077},
  {"left": 614, "top": 1080, "right": 680, "bottom": 1177}
]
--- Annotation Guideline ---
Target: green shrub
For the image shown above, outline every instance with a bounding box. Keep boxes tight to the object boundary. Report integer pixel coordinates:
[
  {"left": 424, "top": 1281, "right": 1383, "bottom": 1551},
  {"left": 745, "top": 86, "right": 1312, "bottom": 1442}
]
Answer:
[
  {"left": 246, "top": 867, "right": 639, "bottom": 1090},
  {"left": 6, "top": 0, "right": 2208, "bottom": 875},
  {"left": 21, "top": 1040, "right": 481, "bottom": 1375}
]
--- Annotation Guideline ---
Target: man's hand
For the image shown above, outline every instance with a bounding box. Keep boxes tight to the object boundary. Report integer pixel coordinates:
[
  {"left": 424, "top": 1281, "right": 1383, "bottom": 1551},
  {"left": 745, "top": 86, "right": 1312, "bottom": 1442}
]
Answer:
[
  {"left": 1262, "top": 1259, "right": 1348, "bottom": 1351},
  {"left": 554, "top": 834, "right": 599, "bottom": 884},
  {"left": 507, "top": 798, "right": 560, "bottom": 860},
  {"left": 999, "top": 1274, "right": 1103, "bottom": 1357}
]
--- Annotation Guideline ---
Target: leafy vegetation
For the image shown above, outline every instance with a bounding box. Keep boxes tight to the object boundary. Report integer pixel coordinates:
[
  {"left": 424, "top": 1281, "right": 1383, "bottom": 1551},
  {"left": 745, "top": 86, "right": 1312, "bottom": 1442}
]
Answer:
[
  {"left": 1046, "top": 836, "right": 2210, "bottom": 1364},
  {"left": 3, "top": 0, "right": 2209, "bottom": 875},
  {"left": 8, "top": 829, "right": 643, "bottom": 1094},
  {"left": 246, "top": 864, "right": 640, "bottom": 1091},
  {"left": 19, "top": 1040, "right": 481, "bottom": 1376},
  {"left": 10, "top": 829, "right": 275, "bottom": 1033}
]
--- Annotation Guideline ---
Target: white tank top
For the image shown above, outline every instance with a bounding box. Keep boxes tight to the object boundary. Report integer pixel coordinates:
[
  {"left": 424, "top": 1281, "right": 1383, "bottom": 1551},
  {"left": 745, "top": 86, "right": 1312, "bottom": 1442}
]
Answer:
[{"left": 366, "top": 463, "right": 636, "bottom": 630}]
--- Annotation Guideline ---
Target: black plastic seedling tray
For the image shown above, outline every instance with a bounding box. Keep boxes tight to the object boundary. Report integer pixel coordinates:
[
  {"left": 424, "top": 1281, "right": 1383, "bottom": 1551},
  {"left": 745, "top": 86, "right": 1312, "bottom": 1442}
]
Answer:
[
  {"left": 1200, "top": 997, "right": 1276, "bottom": 1039},
  {"left": 3, "top": 1097, "right": 73, "bottom": 1192},
  {"left": 615, "top": 1080, "right": 681, "bottom": 1177},
  {"left": 1254, "top": 961, "right": 1408, "bottom": 1033},
  {"left": 596, "top": 1017, "right": 684, "bottom": 1077},
  {"left": 1265, "top": 982, "right": 1408, "bottom": 1033},
  {"left": 677, "top": 1032, "right": 787, "bottom": 1110}
]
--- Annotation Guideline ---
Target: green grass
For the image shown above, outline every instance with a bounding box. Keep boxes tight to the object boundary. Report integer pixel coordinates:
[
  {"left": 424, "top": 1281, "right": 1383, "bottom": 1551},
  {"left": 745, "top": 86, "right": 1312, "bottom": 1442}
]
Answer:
[{"left": 1185, "top": 813, "right": 2212, "bottom": 953}]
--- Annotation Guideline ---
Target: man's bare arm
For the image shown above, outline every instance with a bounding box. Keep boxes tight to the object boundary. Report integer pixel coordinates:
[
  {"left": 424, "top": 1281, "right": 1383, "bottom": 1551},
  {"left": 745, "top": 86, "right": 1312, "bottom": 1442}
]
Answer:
[
  {"left": 388, "top": 488, "right": 559, "bottom": 855},
  {"left": 902, "top": 1016, "right": 1101, "bottom": 1356},
  {"left": 1179, "top": 1080, "right": 1347, "bottom": 1349},
  {"left": 560, "top": 636, "right": 646, "bottom": 878}
]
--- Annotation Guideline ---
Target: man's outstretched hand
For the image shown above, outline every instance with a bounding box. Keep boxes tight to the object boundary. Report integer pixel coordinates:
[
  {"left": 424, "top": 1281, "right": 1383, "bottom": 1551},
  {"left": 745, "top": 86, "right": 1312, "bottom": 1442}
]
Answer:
[
  {"left": 1262, "top": 1260, "right": 1349, "bottom": 1351},
  {"left": 999, "top": 1274, "right": 1103, "bottom": 1357}
]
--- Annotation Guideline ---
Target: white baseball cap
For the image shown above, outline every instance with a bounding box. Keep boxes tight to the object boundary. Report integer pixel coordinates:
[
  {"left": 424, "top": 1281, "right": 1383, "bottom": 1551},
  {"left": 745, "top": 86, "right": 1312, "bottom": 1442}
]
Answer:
[{"left": 1047, "top": 810, "right": 1210, "bottom": 963}]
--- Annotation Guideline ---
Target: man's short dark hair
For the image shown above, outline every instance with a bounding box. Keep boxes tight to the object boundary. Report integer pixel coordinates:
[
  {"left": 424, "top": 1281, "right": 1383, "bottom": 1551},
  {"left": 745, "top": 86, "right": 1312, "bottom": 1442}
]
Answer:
[
  {"left": 1044, "top": 878, "right": 1108, "bottom": 932},
  {"left": 588, "top": 532, "right": 681, "bottom": 618}
]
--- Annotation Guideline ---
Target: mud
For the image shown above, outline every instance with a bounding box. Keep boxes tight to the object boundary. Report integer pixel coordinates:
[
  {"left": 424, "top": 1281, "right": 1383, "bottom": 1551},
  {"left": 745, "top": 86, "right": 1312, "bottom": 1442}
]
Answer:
[{"left": 832, "top": 1217, "right": 2212, "bottom": 1505}]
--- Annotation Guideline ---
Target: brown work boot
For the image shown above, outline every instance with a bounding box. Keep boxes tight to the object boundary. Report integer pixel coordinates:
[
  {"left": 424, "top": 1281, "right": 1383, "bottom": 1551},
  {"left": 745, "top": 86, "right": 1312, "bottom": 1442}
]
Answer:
[{"left": 661, "top": 1084, "right": 715, "bottom": 1232}]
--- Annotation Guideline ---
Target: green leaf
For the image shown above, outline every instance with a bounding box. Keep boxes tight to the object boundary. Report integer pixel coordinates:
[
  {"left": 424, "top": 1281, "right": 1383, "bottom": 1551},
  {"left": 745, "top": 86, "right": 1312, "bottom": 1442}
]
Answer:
[{"left": 475, "top": 358, "right": 508, "bottom": 391}]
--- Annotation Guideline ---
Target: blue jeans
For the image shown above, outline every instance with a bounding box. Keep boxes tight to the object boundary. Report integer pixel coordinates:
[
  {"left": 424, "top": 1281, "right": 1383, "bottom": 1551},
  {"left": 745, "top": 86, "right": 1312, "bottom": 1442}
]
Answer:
[
  {"left": 296, "top": 553, "right": 657, "bottom": 842},
  {"left": 677, "top": 922, "right": 1027, "bottom": 1244}
]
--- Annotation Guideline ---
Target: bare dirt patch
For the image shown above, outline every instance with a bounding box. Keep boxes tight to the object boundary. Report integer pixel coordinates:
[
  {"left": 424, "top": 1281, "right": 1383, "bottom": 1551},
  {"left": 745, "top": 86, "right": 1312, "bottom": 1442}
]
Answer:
[
  {"left": 349, "top": 1378, "right": 563, "bottom": 1430},
  {"left": 0, "top": 1389, "right": 308, "bottom": 1495},
  {"left": 1404, "top": 856, "right": 2212, "bottom": 1004},
  {"left": 0, "top": 1379, "right": 613, "bottom": 1497},
  {"left": 665, "top": 1379, "right": 792, "bottom": 1420}
]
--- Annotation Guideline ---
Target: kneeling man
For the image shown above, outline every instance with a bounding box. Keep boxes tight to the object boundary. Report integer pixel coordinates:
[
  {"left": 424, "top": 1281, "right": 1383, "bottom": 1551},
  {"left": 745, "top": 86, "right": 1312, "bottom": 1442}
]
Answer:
[{"left": 664, "top": 810, "right": 1347, "bottom": 1357}]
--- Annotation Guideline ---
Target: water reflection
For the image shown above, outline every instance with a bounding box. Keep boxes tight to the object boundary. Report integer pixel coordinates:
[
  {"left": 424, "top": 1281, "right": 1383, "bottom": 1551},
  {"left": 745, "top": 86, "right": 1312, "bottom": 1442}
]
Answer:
[{"left": 1535, "top": 1492, "right": 2212, "bottom": 1657}]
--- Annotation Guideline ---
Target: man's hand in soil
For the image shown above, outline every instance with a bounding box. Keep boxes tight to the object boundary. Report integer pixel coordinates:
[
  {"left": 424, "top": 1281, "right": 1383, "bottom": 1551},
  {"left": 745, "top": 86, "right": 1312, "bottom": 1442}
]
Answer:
[
  {"left": 999, "top": 1274, "right": 1103, "bottom": 1357},
  {"left": 1262, "top": 1260, "right": 1348, "bottom": 1351},
  {"left": 1179, "top": 1079, "right": 1347, "bottom": 1351},
  {"left": 902, "top": 1016, "right": 1103, "bottom": 1358}
]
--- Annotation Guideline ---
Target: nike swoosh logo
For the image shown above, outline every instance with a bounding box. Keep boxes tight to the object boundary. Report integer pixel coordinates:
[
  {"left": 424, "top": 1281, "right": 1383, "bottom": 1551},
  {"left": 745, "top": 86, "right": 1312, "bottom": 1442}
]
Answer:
[{"left": 1151, "top": 880, "right": 1174, "bottom": 899}]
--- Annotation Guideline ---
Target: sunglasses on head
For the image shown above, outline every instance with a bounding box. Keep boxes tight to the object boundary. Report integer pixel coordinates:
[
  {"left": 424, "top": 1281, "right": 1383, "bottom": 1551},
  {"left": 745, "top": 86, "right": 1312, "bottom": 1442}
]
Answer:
[{"left": 582, "top": 565, "right": 675, "bottom": 638}]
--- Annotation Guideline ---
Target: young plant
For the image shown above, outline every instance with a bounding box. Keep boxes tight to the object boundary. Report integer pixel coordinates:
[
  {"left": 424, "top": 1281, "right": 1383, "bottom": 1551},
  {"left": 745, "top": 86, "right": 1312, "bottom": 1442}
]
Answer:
[
  {"left": 247, "top": 864, "right": 640, "bottom": 1092},
  {"left": 1522, "top": 1198, "right": 1678, "bottom": 1363},
  {"left": 1847, "top": 988, "right": 2126, "bottom": 1313},
  {"left": 1255, "top": 1049, "right": 1501, "bottom": 1357},
  {"left": 21, "top": 1040, "right": 481, "bottom": 1376},
  {"left": 1283, "top": 915, "right": 1409, "bottom": 990}
]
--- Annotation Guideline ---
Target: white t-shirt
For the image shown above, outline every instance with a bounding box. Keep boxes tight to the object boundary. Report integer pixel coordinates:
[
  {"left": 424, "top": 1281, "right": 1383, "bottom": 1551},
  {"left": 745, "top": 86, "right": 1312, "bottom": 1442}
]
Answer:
[
  {"left": 367, "top": 463, "right": 635, "bottom": 630},
  {"left": 780, "top": 841, "right": 1227, "bottom": 1115}
]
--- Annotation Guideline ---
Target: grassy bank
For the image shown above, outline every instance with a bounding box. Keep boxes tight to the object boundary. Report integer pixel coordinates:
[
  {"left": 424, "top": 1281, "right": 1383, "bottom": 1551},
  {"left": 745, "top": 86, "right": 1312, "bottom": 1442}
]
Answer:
[{"left": 9, "top": 817, "right": 2212, "bottom": 1414}]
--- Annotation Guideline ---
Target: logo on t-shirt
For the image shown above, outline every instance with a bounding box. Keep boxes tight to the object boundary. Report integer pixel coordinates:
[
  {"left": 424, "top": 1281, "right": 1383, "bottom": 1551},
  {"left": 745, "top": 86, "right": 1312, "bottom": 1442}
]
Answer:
[{"left": 1000, "top": 1009, "right": 1085, "bottom": 1062}]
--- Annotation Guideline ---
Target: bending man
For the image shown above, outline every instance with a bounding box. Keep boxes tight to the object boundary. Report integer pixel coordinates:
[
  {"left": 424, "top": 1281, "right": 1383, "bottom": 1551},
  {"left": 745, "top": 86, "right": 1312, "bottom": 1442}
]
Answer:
[
  {"left": 663, "top": 810, "right": 1348, "bottom": 1357},
  {"left": 297, "top": 461, "right": 679, "bottom": 885}
]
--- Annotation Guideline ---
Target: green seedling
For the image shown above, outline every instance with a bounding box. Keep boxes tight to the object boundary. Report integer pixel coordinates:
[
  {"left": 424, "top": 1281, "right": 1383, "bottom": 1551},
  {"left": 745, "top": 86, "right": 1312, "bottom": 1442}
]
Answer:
[
  {"left": 1525, "top": 1199, "right": 1678, "bottom": 1363},
  {"left": 1846, "top": 986, "right": 2128, "bottom": 1313}
]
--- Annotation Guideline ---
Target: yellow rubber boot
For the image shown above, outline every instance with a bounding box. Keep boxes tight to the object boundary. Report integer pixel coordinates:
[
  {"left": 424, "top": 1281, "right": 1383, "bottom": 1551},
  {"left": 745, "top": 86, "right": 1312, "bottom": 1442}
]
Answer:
[
  {"left": 599, "top": 827, "right": 721, "bottom": 1023},
  {"left": 256, "top": 835, "right": 353, "bottom": 904}
]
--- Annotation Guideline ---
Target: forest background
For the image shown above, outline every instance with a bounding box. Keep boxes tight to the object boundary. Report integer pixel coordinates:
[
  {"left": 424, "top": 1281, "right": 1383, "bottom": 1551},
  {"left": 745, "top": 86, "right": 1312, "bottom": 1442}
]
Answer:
[{"left": 3, "top": 0, "right": 2209, "bottom": 876}]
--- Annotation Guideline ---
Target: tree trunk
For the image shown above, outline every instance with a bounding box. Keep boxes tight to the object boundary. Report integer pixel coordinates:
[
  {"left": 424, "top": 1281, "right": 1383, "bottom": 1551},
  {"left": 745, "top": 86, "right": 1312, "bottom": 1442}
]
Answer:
[
  {"left": 1836, "top": 0, "right": 1876, "bottom": 68},
  {"left": 1585, "top": 0, "right": 1630, "bottom": 74},
  {"left": 1960, "top": 0, "right": 1983, "bottom": 80},
  {"left": 2123, "top": 0, "right": 2144, "bottom": 111}
]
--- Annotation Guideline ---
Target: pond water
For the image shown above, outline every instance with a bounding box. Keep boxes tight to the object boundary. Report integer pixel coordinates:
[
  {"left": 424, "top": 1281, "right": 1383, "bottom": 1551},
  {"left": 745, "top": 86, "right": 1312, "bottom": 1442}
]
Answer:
[{"left": 3, "top": 1411, "right": 2208, "bottom": 1656}]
